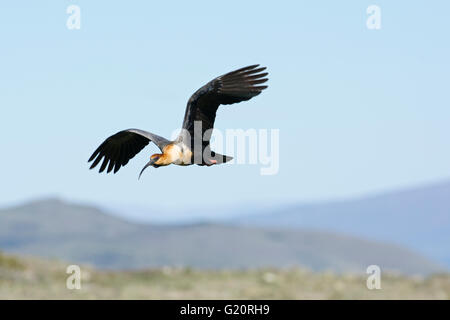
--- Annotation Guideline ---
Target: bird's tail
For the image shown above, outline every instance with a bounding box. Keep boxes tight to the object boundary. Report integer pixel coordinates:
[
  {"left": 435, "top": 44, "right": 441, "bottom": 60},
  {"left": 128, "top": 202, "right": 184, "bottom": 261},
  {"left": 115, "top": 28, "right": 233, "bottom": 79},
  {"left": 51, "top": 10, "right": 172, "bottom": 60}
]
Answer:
[{"left": 210, "top": 151, "right": 233, "bottom": 164}]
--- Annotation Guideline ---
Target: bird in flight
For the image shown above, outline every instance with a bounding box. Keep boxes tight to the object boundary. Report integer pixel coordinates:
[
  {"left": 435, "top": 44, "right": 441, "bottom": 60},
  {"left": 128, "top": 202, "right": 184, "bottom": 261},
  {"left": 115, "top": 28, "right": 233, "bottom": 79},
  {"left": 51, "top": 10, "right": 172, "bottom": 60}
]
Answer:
[{"left": 88, "top": 64, "right": 269, "bottom": 178}]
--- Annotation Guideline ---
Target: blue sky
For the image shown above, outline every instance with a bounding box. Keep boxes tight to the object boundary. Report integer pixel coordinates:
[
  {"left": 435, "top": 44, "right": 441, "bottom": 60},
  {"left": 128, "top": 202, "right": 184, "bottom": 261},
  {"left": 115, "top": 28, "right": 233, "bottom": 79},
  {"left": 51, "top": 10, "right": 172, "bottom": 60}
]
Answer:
[{"left": 1, "top": 1, "right": 449, "bottom": 219}]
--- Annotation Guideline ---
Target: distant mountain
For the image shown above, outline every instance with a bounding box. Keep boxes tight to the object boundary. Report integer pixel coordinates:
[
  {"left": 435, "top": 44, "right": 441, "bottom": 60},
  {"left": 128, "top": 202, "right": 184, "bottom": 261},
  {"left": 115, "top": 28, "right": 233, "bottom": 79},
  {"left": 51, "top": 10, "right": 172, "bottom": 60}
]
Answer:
[
  {"left": 232, "top": 180, "right": 450, "bottom": 268},
  {"left": 0, "top": 198, "right": 442, "bottom": 274}
]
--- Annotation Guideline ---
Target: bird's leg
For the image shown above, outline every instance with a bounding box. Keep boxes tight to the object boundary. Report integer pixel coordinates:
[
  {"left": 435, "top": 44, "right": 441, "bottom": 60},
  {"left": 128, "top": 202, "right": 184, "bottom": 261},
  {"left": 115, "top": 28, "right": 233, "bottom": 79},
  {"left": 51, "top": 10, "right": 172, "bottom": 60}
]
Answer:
[{"left": 205, "top": 159, "right": 217, "bottom": 166}]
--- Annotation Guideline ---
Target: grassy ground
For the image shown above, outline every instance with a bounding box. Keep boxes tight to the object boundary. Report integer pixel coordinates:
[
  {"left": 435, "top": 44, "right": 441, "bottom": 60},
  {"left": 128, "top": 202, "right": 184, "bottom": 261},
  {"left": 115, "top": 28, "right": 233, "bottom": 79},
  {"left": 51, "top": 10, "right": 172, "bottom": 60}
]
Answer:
[{"left": 1, "top": 252, "right": 449, "bottom": 299}]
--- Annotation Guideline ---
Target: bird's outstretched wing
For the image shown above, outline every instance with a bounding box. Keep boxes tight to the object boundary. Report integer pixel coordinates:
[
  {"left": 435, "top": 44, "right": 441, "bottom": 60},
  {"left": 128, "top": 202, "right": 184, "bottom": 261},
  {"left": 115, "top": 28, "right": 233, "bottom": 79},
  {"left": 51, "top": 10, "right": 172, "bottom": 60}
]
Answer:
[
  {"left": 181, "top": 64, "right": 268, "bottom": 143},
  {"left": 88, "top": 129, "right": 171, "bottom": 174}
]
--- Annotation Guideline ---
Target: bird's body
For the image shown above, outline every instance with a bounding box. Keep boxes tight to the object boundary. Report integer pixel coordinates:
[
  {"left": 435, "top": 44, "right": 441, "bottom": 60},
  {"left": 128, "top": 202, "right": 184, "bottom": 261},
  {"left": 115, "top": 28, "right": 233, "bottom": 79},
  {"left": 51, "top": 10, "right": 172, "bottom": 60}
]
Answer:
[
  {"left": 158, "top": 142, "right": 193, "bottom": 166},
  {"left": 88, "top": 65, "right": 268, "bottom": 178}
]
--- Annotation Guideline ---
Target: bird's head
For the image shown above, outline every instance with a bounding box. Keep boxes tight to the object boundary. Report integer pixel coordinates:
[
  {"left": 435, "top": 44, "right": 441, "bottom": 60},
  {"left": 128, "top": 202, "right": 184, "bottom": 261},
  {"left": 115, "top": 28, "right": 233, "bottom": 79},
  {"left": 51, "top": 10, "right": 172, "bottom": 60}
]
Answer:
[
  {"left": 150, "top": 153, "right": 162, "bottom": 162},
  {"left": 138, "top": 154, "right": 162, "bottom": 179}
]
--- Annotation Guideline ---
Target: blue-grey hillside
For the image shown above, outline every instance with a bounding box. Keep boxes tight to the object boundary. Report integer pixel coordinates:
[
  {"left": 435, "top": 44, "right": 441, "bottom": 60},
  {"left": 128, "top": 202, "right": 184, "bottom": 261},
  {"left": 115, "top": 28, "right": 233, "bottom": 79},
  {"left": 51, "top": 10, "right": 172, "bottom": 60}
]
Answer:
[{"left": 0, "top": 198, "right": 442, "bottom": 274}]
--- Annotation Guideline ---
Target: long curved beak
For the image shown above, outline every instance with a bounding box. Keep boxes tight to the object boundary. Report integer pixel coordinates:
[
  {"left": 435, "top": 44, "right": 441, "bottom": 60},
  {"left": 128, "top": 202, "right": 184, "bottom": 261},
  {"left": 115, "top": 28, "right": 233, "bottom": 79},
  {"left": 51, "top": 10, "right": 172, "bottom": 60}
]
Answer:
[{"left": 138, "top": 159, "right": 156, "bottom": 180}]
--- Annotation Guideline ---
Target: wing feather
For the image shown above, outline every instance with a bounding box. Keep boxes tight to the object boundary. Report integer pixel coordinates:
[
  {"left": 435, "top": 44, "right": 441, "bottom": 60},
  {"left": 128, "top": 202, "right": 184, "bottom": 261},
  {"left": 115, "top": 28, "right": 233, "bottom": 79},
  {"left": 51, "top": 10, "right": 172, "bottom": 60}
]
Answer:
[
  {"left": 88, "top": 129, "right": 171, "bottom": 174},
  {"left": 181, "top": 65, "right": 269, "bottom": 143}
]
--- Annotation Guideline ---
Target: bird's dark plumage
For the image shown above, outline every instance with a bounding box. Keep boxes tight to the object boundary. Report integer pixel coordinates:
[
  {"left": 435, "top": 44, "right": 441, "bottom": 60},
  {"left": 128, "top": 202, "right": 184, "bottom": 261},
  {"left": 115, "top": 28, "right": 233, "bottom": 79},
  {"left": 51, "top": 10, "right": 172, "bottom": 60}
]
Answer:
[
  {"left": 88, "top": 129, "right": 170, "bottom": 174},
  {"left": 181, "top": 64, "right": 268, "bottom": 143}
]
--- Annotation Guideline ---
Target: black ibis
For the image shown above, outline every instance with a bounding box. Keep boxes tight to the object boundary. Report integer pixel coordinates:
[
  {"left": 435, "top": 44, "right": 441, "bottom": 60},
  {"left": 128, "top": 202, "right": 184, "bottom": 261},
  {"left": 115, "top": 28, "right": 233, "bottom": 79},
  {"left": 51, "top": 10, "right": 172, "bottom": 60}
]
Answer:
[{"left": 88, "top": 64, "right": 269, "bottom": 178}]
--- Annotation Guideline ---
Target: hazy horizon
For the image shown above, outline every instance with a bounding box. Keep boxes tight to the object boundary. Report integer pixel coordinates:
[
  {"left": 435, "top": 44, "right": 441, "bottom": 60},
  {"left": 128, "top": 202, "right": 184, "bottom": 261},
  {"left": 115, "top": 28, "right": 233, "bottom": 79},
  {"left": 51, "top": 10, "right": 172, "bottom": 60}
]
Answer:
[{"left": 2, "top": 177, "right": 449, "bottom": 224}]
